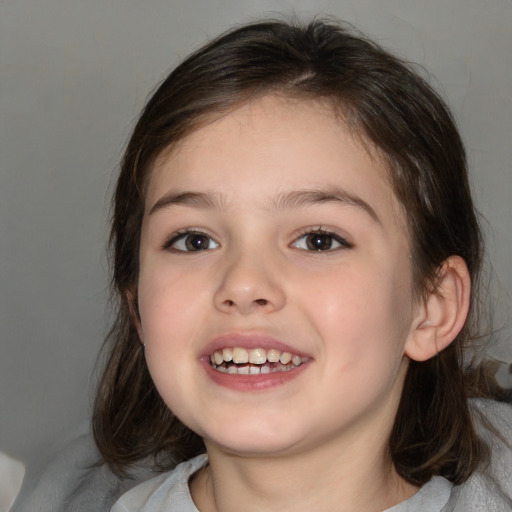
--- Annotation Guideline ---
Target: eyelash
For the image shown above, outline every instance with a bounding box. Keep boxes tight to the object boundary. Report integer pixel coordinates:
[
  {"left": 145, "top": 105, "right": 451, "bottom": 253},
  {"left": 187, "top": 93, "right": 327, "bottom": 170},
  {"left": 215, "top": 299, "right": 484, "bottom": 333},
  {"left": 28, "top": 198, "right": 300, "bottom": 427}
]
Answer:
[
  {"left": 161, "top": 229, "right": 219, "bottom": 252},
  {"left": 161, "top": 227, "right": 353, "bottom": 253},
  {"left": 291, "top": 227, "right": 353, "bottom": 252}
]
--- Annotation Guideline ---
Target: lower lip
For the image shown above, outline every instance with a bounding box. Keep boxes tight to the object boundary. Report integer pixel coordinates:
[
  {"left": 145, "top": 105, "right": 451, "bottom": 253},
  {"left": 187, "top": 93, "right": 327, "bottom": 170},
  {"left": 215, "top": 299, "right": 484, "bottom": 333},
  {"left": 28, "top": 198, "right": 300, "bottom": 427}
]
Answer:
[{"left": 201, "top": 359, "right": 310, "bottom": 391}]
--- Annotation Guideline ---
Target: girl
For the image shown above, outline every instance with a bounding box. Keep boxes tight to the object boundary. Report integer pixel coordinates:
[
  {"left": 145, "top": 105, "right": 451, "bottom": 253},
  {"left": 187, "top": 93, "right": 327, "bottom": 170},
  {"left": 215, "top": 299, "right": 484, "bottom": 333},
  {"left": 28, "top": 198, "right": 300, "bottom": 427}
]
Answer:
[
  {"left": 16, "top": 17, "right": 511, "bottom": 512},
  {"left": 91, "top": 18, "right": 512, "bottom": 512}
]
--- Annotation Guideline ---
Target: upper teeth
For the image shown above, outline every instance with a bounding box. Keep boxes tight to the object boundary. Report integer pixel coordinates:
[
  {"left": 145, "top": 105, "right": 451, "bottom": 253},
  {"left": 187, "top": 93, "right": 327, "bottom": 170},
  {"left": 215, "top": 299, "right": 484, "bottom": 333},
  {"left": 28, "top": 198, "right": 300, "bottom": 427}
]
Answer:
[{"left": 210, "top": 347, "right": 304, "bottom": 367}]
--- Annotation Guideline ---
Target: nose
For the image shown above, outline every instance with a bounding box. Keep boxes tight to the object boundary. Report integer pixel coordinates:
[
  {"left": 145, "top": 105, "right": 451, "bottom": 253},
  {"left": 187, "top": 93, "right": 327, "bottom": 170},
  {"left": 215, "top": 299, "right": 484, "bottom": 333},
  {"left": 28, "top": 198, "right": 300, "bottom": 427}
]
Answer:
[{"left": 213, "top": 249, "right": 286, "bottom": 315}]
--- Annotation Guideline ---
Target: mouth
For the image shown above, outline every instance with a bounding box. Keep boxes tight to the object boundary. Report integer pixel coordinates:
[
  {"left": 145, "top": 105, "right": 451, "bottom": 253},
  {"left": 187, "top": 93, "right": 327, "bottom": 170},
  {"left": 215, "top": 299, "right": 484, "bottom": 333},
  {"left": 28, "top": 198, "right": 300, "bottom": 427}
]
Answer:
[{"left": 210, "top": 347, "right": 307, "bottom": 375}]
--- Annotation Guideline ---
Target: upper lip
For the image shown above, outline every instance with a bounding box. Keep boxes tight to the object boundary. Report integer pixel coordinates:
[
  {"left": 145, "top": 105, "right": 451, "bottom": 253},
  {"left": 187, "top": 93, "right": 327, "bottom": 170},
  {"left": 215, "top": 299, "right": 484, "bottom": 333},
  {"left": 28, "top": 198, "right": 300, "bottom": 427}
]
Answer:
[{"left": 200, "top": 332, "right": 310, "bottom": 359}]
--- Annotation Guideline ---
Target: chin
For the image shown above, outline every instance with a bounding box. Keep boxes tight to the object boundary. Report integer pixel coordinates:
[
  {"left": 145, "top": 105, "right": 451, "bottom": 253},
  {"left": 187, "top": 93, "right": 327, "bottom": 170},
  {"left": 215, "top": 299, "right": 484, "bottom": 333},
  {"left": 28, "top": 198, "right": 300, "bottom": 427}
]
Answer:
[{"left": 201, "top": 422, "right": 303, "bottom": 457}]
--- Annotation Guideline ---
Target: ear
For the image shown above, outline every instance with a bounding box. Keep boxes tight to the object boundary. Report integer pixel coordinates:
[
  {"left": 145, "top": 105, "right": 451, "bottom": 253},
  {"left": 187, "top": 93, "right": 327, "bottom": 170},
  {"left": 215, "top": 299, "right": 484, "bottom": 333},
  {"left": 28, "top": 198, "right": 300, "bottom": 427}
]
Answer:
[
  {"left": 126, "top": 287, "right": 144, "bottom": 345},
  {"left": 405, "top": 256, "right": 471, "bottom": 362}
]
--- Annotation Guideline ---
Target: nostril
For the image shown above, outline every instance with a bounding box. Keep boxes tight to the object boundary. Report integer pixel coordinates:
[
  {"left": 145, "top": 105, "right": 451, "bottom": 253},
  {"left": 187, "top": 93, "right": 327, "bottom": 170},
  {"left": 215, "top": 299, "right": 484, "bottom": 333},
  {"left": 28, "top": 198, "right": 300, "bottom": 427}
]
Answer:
[{"left": 254, "top": 299, "right": 268, "bottom": 306}]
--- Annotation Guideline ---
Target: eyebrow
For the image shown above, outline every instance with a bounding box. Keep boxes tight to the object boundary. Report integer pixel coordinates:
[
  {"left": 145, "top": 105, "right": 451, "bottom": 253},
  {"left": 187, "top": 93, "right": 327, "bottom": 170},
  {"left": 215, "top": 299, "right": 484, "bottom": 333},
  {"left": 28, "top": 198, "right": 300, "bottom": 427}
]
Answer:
[
  {"left": 149, "top": 186, "right": 380, "bottom": 223},
  {"left": 149, "top": 191, "right": 225, "bottom": 215},
  {"left": 271, "top": 187, "right": 381, "bottom": 223}
]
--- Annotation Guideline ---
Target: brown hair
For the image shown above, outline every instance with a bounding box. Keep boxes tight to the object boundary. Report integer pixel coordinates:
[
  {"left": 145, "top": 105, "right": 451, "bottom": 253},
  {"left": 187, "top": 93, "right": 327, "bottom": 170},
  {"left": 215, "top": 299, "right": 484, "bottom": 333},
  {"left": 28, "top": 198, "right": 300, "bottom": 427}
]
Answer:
[{"left": 93, "top": 18, "right": 489, "bottom": 483}]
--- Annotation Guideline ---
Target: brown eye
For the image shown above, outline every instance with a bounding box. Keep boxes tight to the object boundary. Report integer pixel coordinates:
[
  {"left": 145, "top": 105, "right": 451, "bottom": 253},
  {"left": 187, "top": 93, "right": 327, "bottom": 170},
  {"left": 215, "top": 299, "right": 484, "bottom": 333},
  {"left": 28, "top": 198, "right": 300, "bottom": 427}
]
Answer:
[
  {"left": 184, "top": 234, "right": 210, "bottom": 251},
  {"left": 292, "top": 230, "right": 351, "bottom": 252},
  {"left": 305, "top": 233, "right": 335, "bottom": 251},
  {"left": 167, "top": 232, "right": 219, "bottom": 252}
]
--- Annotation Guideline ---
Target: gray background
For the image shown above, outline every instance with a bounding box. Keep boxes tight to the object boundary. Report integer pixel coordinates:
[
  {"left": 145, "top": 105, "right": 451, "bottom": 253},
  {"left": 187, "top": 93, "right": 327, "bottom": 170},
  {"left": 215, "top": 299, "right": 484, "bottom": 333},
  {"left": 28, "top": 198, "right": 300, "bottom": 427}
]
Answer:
[{"left": 1, "top": 0, "right": 511, "bottom": 466}]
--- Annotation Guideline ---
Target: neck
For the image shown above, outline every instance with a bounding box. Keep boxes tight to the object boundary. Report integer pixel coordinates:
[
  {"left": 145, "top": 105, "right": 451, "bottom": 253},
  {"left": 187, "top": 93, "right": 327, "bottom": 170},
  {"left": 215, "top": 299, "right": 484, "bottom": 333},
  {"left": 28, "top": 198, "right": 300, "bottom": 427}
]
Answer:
[{"left": 190, "top": 427, "right": 418, "bottom": 512}]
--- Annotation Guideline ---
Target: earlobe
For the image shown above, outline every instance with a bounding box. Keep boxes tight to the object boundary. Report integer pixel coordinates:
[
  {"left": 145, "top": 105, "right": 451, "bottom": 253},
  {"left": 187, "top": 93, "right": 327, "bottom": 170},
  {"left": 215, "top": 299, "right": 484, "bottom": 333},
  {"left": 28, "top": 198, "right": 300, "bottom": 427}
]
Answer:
[
  {"left": 126, "top": 288, "right": 145, "bottom": 345},
  {"left": 405, "top": 256, "right": 471, "bottom": 362}
]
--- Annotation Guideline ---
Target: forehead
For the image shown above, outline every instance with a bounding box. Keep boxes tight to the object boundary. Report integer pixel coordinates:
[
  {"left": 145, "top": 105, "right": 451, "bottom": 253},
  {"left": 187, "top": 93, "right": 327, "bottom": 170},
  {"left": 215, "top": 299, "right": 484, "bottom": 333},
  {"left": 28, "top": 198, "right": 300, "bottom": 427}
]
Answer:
[{"left": 146, "top": 95, "right": 403, "bottom": 228}]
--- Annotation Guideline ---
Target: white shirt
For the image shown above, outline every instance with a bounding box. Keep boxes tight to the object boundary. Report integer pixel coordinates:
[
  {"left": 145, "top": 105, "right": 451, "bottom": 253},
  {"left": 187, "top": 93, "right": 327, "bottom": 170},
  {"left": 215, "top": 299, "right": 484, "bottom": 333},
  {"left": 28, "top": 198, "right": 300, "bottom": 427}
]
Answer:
[{"left": 111, "top": 454, "right": 453, "bottom": 512}]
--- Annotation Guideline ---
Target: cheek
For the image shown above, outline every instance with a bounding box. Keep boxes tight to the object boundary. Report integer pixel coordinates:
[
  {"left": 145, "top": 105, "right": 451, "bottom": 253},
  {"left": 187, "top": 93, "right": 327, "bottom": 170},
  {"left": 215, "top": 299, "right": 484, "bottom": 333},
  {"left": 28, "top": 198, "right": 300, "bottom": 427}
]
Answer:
[
  {"left": 301, "top": 261, "right": 413, "bottom": 364},
  {"left": 136, "top": 269, "right": 207, "bottom": 421},
  {"left": 137, "top": 264, "right": 211, "bottom": 355}
]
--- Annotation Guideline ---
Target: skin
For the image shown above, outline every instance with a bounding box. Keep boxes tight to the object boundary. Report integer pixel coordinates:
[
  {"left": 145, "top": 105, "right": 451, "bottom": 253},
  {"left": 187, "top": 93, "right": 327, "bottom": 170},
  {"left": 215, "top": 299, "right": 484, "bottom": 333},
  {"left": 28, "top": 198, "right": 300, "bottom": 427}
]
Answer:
[{"left": 134, "top": 95, "right": 468, "bottom": 511}]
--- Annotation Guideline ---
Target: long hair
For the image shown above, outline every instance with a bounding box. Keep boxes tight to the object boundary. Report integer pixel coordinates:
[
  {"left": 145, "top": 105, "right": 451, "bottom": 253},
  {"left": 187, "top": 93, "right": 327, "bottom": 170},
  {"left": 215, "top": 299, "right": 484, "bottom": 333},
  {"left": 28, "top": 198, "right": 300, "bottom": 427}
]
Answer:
[{"left": 93, "top": 18, "right": 488, "bottom": 483}]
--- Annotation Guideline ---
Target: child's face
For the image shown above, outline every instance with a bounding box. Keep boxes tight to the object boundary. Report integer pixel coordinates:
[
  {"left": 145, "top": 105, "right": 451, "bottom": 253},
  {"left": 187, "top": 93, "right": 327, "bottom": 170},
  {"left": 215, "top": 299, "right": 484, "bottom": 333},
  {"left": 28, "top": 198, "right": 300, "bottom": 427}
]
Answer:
[{"left": 136, "top": 95, "right": 420, "bottom": 458}]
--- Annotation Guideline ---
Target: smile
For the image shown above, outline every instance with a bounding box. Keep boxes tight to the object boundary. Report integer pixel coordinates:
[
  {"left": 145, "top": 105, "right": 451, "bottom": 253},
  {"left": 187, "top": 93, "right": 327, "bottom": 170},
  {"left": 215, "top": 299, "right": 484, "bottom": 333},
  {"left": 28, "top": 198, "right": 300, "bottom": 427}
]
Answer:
[{"left": 210, "top": 347, "right": 306, "bottom": 375}]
